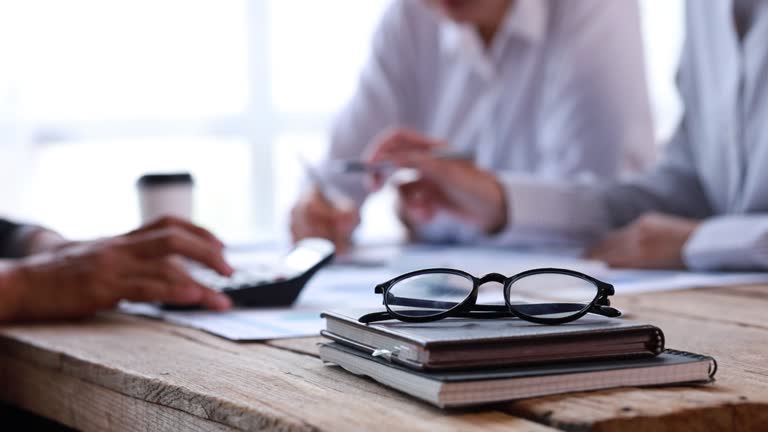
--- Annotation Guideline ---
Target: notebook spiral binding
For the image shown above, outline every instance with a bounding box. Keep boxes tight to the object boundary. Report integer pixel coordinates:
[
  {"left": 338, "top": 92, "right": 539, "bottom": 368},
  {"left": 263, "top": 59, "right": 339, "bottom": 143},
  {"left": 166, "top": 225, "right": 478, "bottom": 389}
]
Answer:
[
  {"left": 664, "top": 348, "right": 718, "bottom": 380},
  {"left": 653, "top": 328, "right": 666, "bottom": 355}
]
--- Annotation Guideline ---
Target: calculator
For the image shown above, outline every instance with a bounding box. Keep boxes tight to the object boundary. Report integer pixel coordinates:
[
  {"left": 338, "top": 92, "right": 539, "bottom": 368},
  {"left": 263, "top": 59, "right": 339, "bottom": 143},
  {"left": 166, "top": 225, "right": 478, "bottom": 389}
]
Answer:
[{"left": 171, "top": 238, "right": 335, "bottom": 308}]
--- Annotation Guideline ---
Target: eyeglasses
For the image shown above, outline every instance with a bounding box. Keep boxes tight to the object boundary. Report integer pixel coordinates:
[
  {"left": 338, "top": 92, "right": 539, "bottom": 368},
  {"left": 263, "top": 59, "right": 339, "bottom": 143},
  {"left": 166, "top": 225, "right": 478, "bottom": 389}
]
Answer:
[{"left": 358, "top": 268, "right": 620, "bottom": 326}]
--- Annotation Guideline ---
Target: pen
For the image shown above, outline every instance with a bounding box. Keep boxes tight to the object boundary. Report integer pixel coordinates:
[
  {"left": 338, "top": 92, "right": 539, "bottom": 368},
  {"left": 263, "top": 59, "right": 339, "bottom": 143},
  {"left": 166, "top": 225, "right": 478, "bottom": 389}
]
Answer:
[{"left": 328, "top": 149, "right": 475, "bottom": 174}]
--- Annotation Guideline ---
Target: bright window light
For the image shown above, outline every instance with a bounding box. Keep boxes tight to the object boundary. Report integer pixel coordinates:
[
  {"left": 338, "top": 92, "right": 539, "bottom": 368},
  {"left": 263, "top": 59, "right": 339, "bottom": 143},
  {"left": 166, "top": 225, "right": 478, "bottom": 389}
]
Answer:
[
  {"left": 0, "top": 0, "right": 685, "bottom": 243},
  {"left": 26, "top": 138, "right": 253, "bottom": 240},
  {"left": 270, "top": 0, "right": 391, "bottom": 114},
  {"left": 11, "top": 0, "right": 250, "bottom": 122}
]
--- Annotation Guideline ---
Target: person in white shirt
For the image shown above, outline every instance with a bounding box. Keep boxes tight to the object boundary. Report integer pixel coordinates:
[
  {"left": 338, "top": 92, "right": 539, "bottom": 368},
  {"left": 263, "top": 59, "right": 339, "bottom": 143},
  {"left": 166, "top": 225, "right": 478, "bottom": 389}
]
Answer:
[
  {"left": 290, "top": 0, "right": 654, "bottom": 252},
  {"left": 374, "top": 0, "right": 768, "bottom": 271}
]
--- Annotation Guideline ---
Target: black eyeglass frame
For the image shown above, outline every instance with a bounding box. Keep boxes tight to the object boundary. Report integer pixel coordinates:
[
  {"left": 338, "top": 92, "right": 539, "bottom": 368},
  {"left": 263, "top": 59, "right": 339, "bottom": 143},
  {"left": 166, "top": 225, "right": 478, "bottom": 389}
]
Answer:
[{"left": 359, "top": 267, "right": 620, "bottom": 326}]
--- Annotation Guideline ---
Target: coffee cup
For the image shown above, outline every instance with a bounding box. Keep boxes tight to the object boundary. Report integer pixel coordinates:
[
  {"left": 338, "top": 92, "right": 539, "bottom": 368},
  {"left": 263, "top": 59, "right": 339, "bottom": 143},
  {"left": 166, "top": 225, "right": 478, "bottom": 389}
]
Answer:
[{"left": 137, "top": 172, "right": 194, "bottom": 223}]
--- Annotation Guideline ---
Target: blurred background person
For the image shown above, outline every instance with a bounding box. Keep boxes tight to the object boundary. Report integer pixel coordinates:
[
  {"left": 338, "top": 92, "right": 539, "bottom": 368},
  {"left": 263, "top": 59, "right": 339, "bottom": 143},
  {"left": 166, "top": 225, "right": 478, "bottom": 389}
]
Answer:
[
  {"left": 0, "top": 1, "right": 685, "bottom": 254},
  {"left": 291, "top": 0, "right": 654, "bottom": 252},
  {"left": 433, "top": 0, "right": 768, "bottom": 271}
]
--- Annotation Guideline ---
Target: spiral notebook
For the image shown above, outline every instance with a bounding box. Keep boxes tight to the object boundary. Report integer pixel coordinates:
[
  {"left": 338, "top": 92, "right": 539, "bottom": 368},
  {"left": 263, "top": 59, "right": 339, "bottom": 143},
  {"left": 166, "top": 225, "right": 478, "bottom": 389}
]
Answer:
[
  {"left": 319, "top": 342, "right": 717, "bottom": 408},
  {"left": 321, "top": 308, "right": 665, "bottom": 370}
]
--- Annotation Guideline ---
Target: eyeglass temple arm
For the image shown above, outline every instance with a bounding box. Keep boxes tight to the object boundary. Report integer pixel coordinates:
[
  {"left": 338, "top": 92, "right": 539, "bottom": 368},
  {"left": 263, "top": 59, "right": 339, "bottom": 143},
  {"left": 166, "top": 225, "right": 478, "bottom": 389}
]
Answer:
[
  {"left": 592, "top": 291, "right": 622, "bottom": 317},
  {"left": 358, "top": 311, "right": 394, "bottom": 324},
  {"left": 589, "top": 304, "right": 622, "bottom": 317}
]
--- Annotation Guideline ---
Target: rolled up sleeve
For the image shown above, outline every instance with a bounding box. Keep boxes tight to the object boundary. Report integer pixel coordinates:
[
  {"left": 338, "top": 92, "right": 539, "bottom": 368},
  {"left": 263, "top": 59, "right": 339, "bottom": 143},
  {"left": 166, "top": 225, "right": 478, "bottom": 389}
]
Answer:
[
  {"left": 0, "top": 219, "right": 37, "bottom": 258},
  {"left": 684, "top": 215, "right": 768, "bottom": 271},
  {"left": 485, "top": 174, "right": 612, "bottom": 247}
]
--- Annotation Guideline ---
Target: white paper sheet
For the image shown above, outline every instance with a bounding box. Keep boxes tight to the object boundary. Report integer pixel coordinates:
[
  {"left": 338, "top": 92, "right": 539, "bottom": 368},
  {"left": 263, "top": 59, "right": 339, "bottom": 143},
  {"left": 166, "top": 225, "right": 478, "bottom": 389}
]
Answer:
[
  {"left": 120, "top": 303, "right": 325, "bottom": 340},
  {"left": 120, "top": 244, "right": 768, "bottom": 341},
  {"left": 119, "top": 266, "right": 393, "bottom": 341}
]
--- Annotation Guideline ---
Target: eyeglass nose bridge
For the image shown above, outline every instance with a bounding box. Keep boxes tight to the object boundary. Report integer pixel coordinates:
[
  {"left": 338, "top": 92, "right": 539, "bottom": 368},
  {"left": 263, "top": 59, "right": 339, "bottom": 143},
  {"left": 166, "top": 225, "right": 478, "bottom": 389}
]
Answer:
[{"left": 478, "top": 273, "right": 507, "bottom": 285}]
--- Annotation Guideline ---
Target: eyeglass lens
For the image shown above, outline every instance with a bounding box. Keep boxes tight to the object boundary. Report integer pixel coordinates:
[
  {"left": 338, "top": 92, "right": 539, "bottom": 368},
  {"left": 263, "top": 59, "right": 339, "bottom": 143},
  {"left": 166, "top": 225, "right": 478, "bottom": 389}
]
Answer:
[
  {"left": 385, "top": 272, "right": 474, "bottom": 318},
  {"left": 505, "top": 273, "right": 598, "bottom": 319}
]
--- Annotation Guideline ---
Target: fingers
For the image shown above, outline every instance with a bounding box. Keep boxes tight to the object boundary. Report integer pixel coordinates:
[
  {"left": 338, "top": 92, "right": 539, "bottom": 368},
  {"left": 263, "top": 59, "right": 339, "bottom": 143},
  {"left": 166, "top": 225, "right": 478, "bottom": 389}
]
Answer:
[
  {"left": 407, "top": 157, "right": 476, "bottom": 190},
  {"left": 367, "top": 129, "right": 446, "bottom": 163},
  {"left": 397, "top": 179, "right": 441, "bottom": 224},
  {"left": 123, "top": 227, "right": 234, "bottom": 276},
  {"left": 586, "top": 213, "right": 696, "bottom": 269},
  {"left": 125, "top": 258, "right": 232, "bottom": 310},
  {"left": 585, "top": 233, "right": 619, "bottom": 260},
  {"left": 291, "top": 190, "right": 336, "bottom": 241},
  {"left": 366, "top": 129, "right": 448, "bottom": 188},
  {"left": 290, "top": 190, "right": 359, "bottom": 253},
  {"left": 125, "top": 279, "right": 231, "bottom": 310},
  {"left": 131, "top": 216, "right": 225, "bottom": 248},
  {"left": 390, "top": 157, "right": 507, "bottom": 235},
  {"left": 198, "top": 287, "right": 233, "bottom": 311},
  {"left": 585, "top": 229, "right": 627, "bottom": 263},
  {"left": 332, "top": 208, "right": 360, "bottom": 254}
]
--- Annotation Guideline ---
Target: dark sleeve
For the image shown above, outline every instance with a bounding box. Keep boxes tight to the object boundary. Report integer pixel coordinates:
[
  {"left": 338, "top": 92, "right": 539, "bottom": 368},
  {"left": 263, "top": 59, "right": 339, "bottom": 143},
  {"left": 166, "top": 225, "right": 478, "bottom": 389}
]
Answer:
[{"left": 0, "top": 219, "right": 29, "bottom": 258}]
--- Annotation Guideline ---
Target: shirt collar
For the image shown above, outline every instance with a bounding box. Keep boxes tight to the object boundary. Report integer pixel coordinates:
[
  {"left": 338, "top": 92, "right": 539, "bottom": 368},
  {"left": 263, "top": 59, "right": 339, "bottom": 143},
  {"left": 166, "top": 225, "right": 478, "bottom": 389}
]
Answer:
[{"left": 439, "top": 0, "right": 549, "bottom": 56}]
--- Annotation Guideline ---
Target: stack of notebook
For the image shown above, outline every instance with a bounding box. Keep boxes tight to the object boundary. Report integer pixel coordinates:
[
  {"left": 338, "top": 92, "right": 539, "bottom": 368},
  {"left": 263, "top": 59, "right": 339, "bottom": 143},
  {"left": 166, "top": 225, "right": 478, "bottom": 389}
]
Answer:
[{"left": 318, "top": 309, "right": 717, "bottom": 408}]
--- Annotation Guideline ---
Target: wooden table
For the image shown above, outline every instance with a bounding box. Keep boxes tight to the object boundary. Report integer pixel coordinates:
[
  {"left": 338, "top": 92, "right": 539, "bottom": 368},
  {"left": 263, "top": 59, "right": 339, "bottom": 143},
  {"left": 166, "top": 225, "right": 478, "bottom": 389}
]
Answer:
[{"left": 1, "top": 285, "right": 767, "bottom": 431}]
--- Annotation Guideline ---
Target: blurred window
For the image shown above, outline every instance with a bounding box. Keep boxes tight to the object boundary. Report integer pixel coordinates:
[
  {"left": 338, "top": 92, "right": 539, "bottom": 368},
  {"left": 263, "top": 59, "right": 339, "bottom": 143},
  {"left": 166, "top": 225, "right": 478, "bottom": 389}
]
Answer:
[{"left": 0, "top": 0, "right": 683, "bottom": 241}]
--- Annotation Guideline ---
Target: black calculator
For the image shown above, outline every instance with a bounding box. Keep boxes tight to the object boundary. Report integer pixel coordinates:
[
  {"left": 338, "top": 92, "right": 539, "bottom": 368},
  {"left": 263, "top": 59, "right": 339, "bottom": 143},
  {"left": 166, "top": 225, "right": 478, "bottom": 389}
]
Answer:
[{"left": 174, "top": 238, "right": 335, "bottom": 308}]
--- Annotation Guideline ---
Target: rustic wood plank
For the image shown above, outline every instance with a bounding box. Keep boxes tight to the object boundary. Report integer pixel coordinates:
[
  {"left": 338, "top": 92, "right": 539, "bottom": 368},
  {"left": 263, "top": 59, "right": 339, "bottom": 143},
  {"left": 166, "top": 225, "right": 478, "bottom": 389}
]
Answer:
[
  {"left": 502, "top": 292, "right": 768, "bottom": 432},
  {"left": 4, "top": 283, "right": 768, "bottom": 432},
  {"left": 271, "top": 335, "right": 768, "bottom": 432},
  {"left": 0, "top": 313, "right": 556, "bottom": 432},
  {"left": 613, "top": 286, "right": 768, "bottom": 330},
  {"left": 273, "top": 331, "right": 768, "bottom": 432},
  {"left": 704, "top": 284, "right": 768, "bottom": 300},
  {"left": 268, "top": 288, "right": 768, "bottom": 432},
  {"left": 266, "top": 337, "right": 321, "bottom": 357},
  {"left": 0, "top": 353, "right": 237, "bottom": 431}
]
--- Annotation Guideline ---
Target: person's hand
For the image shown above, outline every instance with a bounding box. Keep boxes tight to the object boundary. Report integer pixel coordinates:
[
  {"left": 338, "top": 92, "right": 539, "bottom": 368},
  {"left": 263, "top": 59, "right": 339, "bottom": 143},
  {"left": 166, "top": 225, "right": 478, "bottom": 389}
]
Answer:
[
  {"left": 290, "top": 188, "right": 360, "bottom": 254},
  {"left": 586, "top": 213, "right": 700, "bottom": 269},
  {"left": 0, "top": 217, "right": 235, "bottom": 321},
  {"left": 367, "top": 128, "right": 507, "bottom": 234}
]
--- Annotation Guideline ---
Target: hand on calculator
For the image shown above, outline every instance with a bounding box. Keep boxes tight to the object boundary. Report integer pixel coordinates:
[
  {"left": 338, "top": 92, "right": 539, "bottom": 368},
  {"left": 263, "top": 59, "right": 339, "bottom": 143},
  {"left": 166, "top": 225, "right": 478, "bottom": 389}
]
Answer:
[{"left": 166, "top": 238, "right": 335, "bottom": 309}]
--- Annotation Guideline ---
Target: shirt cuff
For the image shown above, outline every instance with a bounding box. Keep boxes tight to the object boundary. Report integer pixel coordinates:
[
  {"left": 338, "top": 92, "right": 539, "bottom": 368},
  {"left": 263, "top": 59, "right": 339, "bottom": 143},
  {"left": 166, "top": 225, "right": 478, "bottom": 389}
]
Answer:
[
  {"left": 484, "top": 174, "right": 608, "bottom": 247},
  {"left": 0, "top": 224, "right": 42, "bottom": 258},
  {"left": 683, "top": 215, "right": 768, "bottom": 271}
]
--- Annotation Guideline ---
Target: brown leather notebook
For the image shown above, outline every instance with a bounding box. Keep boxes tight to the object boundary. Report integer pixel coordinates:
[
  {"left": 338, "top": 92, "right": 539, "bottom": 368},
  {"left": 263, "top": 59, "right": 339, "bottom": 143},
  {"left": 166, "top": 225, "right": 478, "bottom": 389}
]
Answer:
[
  {"left": 320, "top": 308, "right": 664, "bottom": 370},
  {"left": 319, "top": 343, "right": 715, "bottom": 408}
]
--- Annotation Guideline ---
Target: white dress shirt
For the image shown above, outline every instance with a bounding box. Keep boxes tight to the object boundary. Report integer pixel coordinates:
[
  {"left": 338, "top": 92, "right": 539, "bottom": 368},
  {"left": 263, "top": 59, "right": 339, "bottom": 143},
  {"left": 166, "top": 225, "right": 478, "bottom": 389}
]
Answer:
[
  {"left": 324, "top": 0, "right": 654, "bottom": 243},
  {"left": 503, "top": 0, "right": 768, "bottom": 270}
]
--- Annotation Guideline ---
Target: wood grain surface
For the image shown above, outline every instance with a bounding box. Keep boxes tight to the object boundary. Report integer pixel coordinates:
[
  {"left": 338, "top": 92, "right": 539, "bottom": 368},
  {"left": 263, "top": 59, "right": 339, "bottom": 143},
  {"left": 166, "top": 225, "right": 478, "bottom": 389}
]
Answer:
[{"left": 1, "top": 284, "right": 767, "bottom": 431}]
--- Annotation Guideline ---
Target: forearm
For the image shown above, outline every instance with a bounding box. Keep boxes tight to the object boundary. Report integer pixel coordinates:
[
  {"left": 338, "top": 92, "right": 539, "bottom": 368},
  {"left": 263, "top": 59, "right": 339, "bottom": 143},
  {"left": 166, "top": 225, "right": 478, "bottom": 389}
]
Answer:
[
  {"left": 0, "top": 261, "right": 24, "bottom": 322},
  {"left": 25, "top": 228, "right": 69, "bottom": 255}
]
